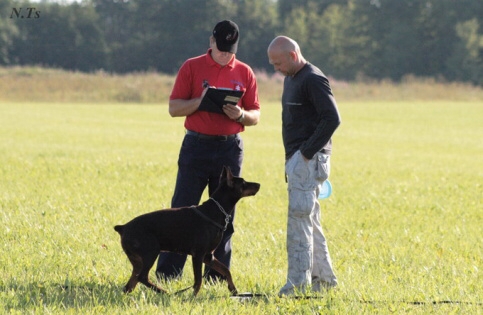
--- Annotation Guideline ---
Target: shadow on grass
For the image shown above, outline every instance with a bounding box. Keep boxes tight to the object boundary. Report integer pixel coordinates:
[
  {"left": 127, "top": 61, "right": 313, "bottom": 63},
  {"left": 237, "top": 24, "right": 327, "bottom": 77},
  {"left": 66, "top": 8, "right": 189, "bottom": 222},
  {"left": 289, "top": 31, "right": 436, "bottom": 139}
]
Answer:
[
  {"left": 5, "top": 281, "right": 476, "bottom": 312},
  {"left": 1, "top": 280, "right": 173, "bottom": 310},
  {"left": 1, "top": 280, "right": 274, "bottom": 311}
]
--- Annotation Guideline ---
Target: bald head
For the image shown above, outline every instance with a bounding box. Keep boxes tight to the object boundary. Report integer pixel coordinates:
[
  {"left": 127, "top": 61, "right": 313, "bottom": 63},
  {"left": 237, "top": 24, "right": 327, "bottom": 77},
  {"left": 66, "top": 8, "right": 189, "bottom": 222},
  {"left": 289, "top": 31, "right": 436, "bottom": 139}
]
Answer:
[
  {"left": 268, "top": 36, "right": 300, "bottom": 55},
  {"left": 267, "top": 36, "right": 306, "bottom": 77}
]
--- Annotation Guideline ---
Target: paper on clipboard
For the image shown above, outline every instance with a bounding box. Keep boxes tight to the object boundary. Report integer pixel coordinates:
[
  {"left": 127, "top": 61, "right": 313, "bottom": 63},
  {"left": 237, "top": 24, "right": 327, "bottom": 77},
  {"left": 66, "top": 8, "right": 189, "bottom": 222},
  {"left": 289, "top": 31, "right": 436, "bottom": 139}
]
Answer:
[{"left": 198, "top": 88, "right": 244, "bottom": 114}]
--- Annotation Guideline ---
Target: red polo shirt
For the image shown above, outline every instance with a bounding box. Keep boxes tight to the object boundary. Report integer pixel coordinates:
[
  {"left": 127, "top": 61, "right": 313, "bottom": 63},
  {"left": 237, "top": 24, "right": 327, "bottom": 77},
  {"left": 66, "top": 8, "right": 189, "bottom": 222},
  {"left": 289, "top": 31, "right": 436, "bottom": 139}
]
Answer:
[{"left": 170, "top": 49, "right": 260, "bottom": 135}]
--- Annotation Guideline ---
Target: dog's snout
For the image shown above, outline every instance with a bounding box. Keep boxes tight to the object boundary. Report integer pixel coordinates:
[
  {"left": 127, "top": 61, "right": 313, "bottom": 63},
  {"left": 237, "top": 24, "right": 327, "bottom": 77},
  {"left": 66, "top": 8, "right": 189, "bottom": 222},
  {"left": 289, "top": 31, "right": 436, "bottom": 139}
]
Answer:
[{"left": 244, "top": 182, "right": 260, "bottom": 196}]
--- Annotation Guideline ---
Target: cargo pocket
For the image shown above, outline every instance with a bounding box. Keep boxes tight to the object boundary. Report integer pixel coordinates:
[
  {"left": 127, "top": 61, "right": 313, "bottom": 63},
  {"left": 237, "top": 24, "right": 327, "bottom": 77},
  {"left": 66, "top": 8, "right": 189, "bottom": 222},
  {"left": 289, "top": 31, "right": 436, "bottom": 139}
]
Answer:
[
  {"left": 296, "top": 245, "right": 312, "bottom": 272},
  {"left": 315, "top": 153, "right": 330, "bottom": 182},
  {"left": 287, "top": 150, "right": 314, "bottom": 190},
  {"left": 288, "top": 188, "right": 314, "bottom": 217}
]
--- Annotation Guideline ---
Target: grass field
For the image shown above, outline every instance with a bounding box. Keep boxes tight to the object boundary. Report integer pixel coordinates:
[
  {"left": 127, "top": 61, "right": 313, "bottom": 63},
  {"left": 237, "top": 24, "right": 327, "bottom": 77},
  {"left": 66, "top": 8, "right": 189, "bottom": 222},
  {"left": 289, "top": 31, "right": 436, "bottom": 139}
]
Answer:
[{"left": 1, "top": 90, "right": 483, "bottom": 312}]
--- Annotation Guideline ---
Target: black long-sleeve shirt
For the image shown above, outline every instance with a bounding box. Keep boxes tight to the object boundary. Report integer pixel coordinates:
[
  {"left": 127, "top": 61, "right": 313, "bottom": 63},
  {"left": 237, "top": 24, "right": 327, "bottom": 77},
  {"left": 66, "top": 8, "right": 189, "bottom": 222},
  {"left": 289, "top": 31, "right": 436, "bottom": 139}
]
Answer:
[{"left": 282, "top": 63, "right": 341, "bottom": 160}]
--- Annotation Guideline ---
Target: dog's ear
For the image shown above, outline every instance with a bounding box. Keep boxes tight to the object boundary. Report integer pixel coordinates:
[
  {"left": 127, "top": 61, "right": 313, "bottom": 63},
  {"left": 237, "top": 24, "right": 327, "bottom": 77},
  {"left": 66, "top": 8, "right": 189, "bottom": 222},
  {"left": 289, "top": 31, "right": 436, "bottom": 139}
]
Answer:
[{"left": 221, "top": 166, "right": 234, "bottom": 187}]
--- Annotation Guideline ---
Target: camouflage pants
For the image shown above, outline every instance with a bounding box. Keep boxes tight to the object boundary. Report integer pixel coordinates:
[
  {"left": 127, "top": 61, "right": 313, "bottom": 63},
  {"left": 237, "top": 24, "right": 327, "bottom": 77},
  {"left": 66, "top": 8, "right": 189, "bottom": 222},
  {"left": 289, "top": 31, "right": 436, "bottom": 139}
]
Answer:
[{"left": 280, "top": 150, "right": 337, "bottom": 295}]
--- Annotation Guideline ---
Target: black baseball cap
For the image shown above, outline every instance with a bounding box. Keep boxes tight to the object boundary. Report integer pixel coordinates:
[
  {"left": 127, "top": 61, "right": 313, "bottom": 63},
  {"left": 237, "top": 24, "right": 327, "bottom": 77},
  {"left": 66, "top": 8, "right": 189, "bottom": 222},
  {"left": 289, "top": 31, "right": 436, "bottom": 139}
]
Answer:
[{"left": 212, "top": 20, "right": 239, "bottom": 54}]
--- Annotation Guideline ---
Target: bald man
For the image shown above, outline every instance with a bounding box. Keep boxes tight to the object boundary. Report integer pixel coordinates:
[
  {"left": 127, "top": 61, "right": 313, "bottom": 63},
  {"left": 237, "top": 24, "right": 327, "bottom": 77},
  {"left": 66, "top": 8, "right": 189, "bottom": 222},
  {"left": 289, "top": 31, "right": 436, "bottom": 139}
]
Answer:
[{"left": 267, "top": 36, "right": 341, "bottom": 296}]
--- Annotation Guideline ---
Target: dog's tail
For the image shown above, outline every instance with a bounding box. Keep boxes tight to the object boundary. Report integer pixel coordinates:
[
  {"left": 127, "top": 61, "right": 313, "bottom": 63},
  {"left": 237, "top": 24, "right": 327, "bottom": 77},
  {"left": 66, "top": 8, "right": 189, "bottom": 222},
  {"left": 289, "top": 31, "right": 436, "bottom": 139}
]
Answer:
[{"left": 114, "top": 225, "right": 124, "bottom": 234}]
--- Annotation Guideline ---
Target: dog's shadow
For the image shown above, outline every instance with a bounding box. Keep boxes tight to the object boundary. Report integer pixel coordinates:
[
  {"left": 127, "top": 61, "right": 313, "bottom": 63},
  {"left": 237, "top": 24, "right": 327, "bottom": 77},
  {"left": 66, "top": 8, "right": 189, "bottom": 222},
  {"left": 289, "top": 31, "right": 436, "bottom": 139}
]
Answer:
[
  {"left": 1, "top": 280, "right": 174, "bottom": 309},
  {"left": 2, "top": 280, "right": 270, "bottom": 310}
]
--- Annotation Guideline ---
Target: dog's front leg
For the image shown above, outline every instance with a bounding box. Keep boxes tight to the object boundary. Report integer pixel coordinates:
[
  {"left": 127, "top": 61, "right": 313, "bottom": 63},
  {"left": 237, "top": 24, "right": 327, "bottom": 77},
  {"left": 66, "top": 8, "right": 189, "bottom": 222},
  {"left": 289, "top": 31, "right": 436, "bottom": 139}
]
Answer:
[{"left": 191, "top": 254, "right": 204, "bottom": 296}]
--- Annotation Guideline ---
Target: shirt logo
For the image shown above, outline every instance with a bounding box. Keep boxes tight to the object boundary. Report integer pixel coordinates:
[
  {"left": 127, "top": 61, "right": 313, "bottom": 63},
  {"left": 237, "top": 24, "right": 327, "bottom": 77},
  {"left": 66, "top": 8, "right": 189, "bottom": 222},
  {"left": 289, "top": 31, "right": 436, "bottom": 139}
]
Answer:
[{"left": 230, "top": 80, "right": 244, "bottom": 90}]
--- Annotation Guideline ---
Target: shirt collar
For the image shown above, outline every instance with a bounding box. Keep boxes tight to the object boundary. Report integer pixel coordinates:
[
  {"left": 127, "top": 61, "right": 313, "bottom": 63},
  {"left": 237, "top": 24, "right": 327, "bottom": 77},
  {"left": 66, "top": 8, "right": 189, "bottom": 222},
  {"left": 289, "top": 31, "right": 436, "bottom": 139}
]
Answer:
[{"left": 206, "top": 49, "right": 236, "bottom": 69}]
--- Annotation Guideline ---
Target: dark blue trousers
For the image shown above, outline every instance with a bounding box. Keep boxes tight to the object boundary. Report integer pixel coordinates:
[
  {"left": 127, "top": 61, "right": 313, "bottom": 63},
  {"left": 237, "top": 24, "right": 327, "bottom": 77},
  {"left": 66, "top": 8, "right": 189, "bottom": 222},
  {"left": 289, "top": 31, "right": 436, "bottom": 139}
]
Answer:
[{"left": 156, "top": 132, "right": 243, "bottom": 280}]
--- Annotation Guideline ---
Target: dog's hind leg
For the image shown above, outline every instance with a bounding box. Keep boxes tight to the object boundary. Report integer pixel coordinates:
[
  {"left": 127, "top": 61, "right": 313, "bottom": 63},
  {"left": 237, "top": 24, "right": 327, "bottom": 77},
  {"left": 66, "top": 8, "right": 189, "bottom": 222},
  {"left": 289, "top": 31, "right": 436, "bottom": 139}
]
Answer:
[
  {"left": 136, "top": 250, "right": 167, "bottom": 294},
  {"left": 124, "top": 252, "right": 142, "bottom": 293},
  {"left": 203, "top": 255, "right": 238, "bottom": 295}
]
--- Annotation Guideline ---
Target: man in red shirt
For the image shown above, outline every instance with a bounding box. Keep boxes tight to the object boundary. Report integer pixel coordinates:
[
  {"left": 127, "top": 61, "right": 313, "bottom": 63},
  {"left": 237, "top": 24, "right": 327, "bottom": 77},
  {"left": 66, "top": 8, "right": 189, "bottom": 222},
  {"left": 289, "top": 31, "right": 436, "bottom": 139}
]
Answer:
[{"left": 156, "top": 20, "right": 261, "bottom": 282}]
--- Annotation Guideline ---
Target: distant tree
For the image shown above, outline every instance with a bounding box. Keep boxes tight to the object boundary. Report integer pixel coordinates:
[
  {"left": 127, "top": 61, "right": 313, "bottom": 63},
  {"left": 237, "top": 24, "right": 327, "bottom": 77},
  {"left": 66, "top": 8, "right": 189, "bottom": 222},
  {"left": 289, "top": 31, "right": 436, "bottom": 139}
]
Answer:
[
  {"left": 0, "top": 0, "right": 19, "bottom": 64},
  {"left": 446, "top": 19, "right": 483, "bottom": 85},
  {"left": 148, "top": 0, "right": 236, "bottom": 73},
  {"left": 93, "top": 0, "right": 238, "bottom": 73},
  {"left": 315, "top": 2, "right": 372, "bottom": 79},
  {"left": 278, "top": 1, "right": 371, "bottom": 80},
  {"left": 354, "top": 0, "right": 483, "bottom": 83},
  {"left": 69, "top": 3, "right": 107, "bottom": 71},
  {"left": 277, "top": 0, "right": 347, "bottom": 22},
  {"left": 350, "top": 0, "right": 433, "bottom": 80},
  {"left": 232, "top": 0, "right": 278, "bottom": 70},
  {"left": 90, "top": 0, "right": 137, "bottom": 72},
  {"left": 11, "top": 2, "right": 106, "bottom": 71},
  {"left": 4, "top": 0, "right": 483, "bottom": 85}
]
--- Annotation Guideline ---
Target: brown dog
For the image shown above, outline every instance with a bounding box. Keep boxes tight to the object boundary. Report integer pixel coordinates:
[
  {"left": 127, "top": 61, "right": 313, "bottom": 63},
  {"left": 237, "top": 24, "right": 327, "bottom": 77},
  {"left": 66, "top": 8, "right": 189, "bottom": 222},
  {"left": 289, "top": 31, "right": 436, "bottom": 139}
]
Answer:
[{"left": 114, "top": 166, "right": 260, "bottom": 296}]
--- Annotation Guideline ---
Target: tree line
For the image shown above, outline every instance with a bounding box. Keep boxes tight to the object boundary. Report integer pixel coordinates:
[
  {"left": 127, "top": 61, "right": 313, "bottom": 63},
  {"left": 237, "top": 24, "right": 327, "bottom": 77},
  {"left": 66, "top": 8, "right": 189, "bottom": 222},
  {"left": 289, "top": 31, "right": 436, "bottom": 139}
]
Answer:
[{"left": 2, "top": 0, "right": 483, "bottom": 85}]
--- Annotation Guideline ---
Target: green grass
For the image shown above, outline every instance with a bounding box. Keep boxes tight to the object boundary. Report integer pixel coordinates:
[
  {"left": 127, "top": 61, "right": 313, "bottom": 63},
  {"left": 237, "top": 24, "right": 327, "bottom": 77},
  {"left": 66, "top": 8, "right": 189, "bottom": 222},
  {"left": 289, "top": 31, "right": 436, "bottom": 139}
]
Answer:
[{"left": 1, "top": 100, "right": 482, "bottom": 314}]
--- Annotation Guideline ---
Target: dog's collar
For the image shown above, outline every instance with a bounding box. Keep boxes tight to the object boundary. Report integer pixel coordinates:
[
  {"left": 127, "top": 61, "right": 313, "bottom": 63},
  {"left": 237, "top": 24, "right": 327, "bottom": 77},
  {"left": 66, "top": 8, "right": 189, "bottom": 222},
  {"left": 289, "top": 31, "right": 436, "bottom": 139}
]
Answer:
[
  {"left": 192, "top": 207, "right": 226, "bottom": 231},
  {"left": 192, "top": 198, "right": 231, "bottom": 231},
  {"left": 209, "top": 197, "right": 232, "bottom": 231}
]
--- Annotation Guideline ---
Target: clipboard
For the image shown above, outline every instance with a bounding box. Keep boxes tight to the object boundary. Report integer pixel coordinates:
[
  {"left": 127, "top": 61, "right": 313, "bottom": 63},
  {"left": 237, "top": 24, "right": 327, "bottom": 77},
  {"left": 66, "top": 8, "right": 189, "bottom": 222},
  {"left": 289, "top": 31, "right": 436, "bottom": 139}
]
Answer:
[{"left": 198, "top": 88, "right": 244, "bottom": 114}]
